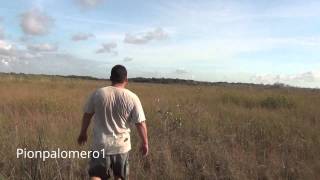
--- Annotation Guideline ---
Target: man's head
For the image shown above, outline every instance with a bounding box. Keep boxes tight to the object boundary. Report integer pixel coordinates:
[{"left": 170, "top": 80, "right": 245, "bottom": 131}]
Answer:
[{"left": 110, "top": 65, "right": 128, "bottom": 85}]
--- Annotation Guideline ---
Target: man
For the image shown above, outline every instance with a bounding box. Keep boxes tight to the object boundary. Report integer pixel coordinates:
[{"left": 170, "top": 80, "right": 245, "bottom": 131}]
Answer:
[{"left": 78, "top": 65, "right": 148, "bottom": 180}]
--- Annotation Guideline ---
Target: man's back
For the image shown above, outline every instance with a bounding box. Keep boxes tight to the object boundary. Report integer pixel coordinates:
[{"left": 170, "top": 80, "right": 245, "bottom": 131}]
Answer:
[{"left": 84, "top": 86, "right": 146, "bottom": 154}]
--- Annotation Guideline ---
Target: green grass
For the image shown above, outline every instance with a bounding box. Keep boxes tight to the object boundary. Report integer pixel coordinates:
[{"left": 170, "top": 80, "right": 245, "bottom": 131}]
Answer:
[{"left": 0, "top": 74, "right": 319, "bottom": 179}]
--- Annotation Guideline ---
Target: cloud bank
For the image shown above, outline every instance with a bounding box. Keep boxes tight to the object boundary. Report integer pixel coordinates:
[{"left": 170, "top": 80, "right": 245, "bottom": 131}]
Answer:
[
  {"left": 0, "top": 43, "right": 107, "bottom": 78},
  {"left": 27, "top": 43, "right": 58, "bottom": 52},
  {"left": 96, "top": 43, "right": 117, "bottom": 54},
  {"left": 124, "top": 27, "right": 169, "bottom": 45},
  {"left": 0, "top": 40, "right": 13, "bottom": 51},
  {"left": 71, "top": 33, "right": 94, "bottom": 41},
  {"left": 252, "top": 71, "right": 320, "bottom": 86}
]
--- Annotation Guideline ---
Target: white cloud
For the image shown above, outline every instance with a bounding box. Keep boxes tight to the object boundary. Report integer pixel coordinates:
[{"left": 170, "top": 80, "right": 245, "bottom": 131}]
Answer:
[
  {"left": 76, "top": 0, "right": 105, "bottom": 9},
  {"left": 124, "top": 27, "right": 169, "bottom": 45},
  {"left": 175, "top": 68, "right": 188, "bottom": 75},
  {"left": 71, "top": 33, "right": 94, "bottom": 41},
  {"left": 0, "top": 40, "right": 15, "bottom": 67},
  {"left": 293, "top": 72, "right": 316, "bottom": 82},
  {"left": 27, "top": 43, "right": 58, "bottom": 52},
  {"left": 1, "top": 59, "right": 9, "bottom": 66},
  {"left": 252, "top": 71, "right": 320, "bottom": 85},
  {"left": 22, "top": 52, "right": 42, "bottom": 59},
  {"left": 170, "top": 68, "right": 194, "bottom": 80},
  {"left": 20, "top": 9, "right": 54, "bottom": 36},
  {"left": 0, "top": 40, "right": 13, "bottom": 51},
  {"left": 96, "top": 43, "right": 117, "bottom": 54},
  {"left": 123, "top": 57, "right": 133, "bottom": 62}
]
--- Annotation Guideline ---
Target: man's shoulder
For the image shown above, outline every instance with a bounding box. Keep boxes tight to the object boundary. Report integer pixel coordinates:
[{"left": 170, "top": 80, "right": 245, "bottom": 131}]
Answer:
[
  {"left": 95, "top": 86, "right": 112, "bottom": 94},
  {"left": 94, "top": 86, "right": 140, "bottom": 100},
  {"left": 88, "top": 87, "right": 110, "bottom": 99},
  {"left": 123, "top": 88, "right": 139, "bottom": 99}
]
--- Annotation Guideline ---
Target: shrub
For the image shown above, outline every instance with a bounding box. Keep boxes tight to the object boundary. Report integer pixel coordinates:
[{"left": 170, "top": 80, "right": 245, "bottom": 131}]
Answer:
[
  {"left": 221, "top": 93, "right": 256, "bottom": 108},
  {"left": 260, "top": 95, "right": 295, "bottom": 109}
]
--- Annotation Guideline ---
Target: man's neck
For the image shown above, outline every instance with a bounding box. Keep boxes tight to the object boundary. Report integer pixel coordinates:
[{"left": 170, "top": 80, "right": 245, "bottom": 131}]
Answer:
[{"left": 112, "top": 83, "right": 126, "bottom": 88}]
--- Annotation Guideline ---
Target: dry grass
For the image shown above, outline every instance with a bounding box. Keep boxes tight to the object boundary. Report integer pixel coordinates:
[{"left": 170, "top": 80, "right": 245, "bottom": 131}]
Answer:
[{"left": 0, "top": 74, "right": 320, "bottom": 180}]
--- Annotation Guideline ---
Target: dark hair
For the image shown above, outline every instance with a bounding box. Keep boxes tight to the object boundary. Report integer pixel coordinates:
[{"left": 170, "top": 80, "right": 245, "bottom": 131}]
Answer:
[{"left": 110, "top": 65, "right": 127, "bottom": 83}]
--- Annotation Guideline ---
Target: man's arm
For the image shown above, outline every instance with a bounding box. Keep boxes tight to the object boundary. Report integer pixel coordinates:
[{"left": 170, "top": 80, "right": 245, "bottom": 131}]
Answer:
[
  {"left": 135, "top": 121, "right": 149, "bottom": 156},
  {"left": 77, "top": 112, "right": 94, "bottom": 145}
]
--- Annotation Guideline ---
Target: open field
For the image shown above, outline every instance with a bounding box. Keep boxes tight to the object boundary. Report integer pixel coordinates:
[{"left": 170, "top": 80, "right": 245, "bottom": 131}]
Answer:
[{"left": 0, "top": 74, "right": 320, "bottom": 180}]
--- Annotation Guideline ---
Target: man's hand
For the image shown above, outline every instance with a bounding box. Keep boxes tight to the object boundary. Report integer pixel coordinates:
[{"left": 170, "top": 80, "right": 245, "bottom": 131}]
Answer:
[
  {"left": 136, "top": 122, "right": 149, "bottom": 156},
  {"left": 77, "top": 112, "right": 94, "bottom": 146},
  {"left": 77, "top": 132, "right": 87, "bottom": 145},
  {"left": 141, "top": 143, "right": 149, "bottom": 156}
]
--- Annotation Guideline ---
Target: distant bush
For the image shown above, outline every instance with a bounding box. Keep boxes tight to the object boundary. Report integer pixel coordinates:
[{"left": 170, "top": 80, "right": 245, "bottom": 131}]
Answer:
[
  {"left": 260, "top": 95, "right": 295, "bottom": 109},
  {"left": 221, "top": 93, "right": 256, "bottom": 108},
  {"left": 272, "top": 82, "right": 289, "bottom": 88},
  {"left": 221, "top": 94, "right": 296, "bottom": 110}
]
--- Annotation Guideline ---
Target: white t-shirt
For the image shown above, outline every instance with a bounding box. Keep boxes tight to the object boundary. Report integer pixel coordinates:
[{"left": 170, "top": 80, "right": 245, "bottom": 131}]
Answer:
[{"left": 83, "top": 86, "right": 146, "bottom": 155}]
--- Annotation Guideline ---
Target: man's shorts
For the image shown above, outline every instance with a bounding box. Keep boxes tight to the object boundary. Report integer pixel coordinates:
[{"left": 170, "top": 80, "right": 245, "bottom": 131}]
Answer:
[{"left": 88, "top": 153, "right": 129, "bottom": 180}]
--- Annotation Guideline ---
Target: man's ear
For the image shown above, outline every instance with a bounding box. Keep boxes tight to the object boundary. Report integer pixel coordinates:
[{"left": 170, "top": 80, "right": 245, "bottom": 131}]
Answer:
[{"left": 125, "top": 78, "right": 128, "bottom": 85}]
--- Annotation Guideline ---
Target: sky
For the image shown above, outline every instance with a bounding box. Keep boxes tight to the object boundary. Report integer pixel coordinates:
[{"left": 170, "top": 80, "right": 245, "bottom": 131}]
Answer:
[{"left": 0, "top": 0, "right": 320, "bottom": 88}]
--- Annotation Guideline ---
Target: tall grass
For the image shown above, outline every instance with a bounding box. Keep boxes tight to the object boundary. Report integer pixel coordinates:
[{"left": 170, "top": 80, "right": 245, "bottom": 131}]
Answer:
[{"left": 0, "top": 74, "right": 319, "bottom": 179}]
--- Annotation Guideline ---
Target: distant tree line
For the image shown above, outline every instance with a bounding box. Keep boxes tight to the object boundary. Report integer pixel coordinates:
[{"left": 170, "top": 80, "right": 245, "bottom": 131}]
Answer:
[{"left": 1, "top": 72, "right": 318, "bottom": 91}]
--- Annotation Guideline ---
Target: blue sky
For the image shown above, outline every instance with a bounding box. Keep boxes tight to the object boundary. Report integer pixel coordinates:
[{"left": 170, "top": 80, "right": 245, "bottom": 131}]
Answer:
[{"left": 0, "top": 0, "right": 320, "bottom": 88}]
